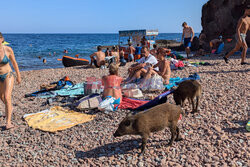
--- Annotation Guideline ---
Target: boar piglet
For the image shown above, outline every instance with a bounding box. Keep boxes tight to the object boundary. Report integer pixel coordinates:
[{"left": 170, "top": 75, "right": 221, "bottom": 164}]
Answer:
[
  {"left": 113, "top": 103, "right": 183, "bottom": 155},
  {"left": 173, "top": 79, "right": 201, "bottom": 113}
]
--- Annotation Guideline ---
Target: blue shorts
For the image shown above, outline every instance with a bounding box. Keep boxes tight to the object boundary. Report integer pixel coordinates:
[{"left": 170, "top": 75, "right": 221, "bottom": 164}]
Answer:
[
  {"left": 128, "top": 54, "right": 134, "bottom": 62},
  {"left": 184, "top": 38, "right": 192, "bottom": 48}
]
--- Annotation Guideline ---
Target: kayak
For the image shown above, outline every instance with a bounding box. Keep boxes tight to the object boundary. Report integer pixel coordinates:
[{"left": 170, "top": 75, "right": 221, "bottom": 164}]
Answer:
[{"left": 62, "top": 56, "right": 89, "bottom": 67}]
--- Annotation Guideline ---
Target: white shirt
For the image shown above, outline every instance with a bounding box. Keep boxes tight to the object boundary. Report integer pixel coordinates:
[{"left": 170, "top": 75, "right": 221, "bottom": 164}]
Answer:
[{"left": 138, "top": 54, "right": 159, "bottom": 71}]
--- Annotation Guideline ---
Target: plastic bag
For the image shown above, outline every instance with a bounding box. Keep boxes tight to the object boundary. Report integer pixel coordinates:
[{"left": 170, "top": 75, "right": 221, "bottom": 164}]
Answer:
[{"left": 98, "top": 96, "right": 115, "bottom": 112}]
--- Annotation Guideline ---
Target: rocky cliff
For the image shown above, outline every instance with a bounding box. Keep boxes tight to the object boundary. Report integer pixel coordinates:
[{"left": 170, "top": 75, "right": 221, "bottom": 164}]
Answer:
[{"left": 201, "top": 0, "right": 250, "bottom": 46}]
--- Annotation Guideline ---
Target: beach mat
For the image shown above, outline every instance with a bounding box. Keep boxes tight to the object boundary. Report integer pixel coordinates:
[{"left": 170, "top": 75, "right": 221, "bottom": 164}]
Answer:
[
  {"left": 165, "top": 73, "right": 200, "bottom": 90},
  {"left": 134, "top": 90, "right": 173, "bottom": 111},
  {"left": 118, "top": 97, "right": 149, "bottom": 110},
  {"left": 23, "top": 106, "right": 95, "bottom": 132}
]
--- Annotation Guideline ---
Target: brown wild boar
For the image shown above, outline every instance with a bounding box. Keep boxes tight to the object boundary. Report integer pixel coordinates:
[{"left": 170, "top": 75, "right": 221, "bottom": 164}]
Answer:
[
  {"left": 173, "top": 80, "right": 201, "bottom": 113},
  {"left": 113, "top": 103, "right": 183, "bottom": 155}
]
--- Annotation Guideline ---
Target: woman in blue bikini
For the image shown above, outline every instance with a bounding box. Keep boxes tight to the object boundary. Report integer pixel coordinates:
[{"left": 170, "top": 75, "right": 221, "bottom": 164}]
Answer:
[{"left": 0, "top": 32, "right": 21, "bottom": 130}]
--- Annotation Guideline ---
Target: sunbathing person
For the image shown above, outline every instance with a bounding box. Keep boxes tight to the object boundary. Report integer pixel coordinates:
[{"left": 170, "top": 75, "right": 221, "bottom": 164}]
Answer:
[
  {"left": 142, "top": 48, "right": 171, "bottom": 85},
  {"left": 102, "top": 63, "right": 123, "bottom": 105},
  {"left": 89, "top": 45, "right": 105, "bottom": 68},
  {"left": 125, "top": 46, "right": 158, "bottom": 83},
  {"left": 210, "top": 36, "right": 223, "bottom": 53},
  {"left": 0, "top": 32, "right": 21, "bottom": 130}
]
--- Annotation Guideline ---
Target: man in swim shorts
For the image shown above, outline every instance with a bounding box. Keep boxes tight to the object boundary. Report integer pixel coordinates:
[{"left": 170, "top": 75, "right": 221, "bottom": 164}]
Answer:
[
  {"left": 90, "top": 45, "right": 105, "bottom": 68},
  {"left": 181, "top": 22, "right": 194, "bottom": 58},
  {"left": 128, "top": 44, "right": 135, "bottom": 62},
  {"left": 224, "top": 7, "right": 250, "bottom": 65}
]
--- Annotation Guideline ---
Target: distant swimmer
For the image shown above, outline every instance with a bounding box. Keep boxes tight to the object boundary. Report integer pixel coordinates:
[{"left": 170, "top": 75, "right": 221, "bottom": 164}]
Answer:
[
  {"left": 38, "top": 56, "right": 41, "bottom": 59},
  {"left": 43, "top": 59, "right": 47, "bottom": 63},
  {"left": 181, "top": 22, "right": 194, "bottom": 58},
  {"left": 63, "top": 49, "right": 68, "bottom": 54},
  {"left": 224, "top": 6, "right": 250, "bottom": 65}
]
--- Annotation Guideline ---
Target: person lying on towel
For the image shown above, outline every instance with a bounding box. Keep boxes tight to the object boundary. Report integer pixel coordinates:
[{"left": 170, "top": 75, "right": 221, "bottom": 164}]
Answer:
[
  {"left": 101, "top": 63, "right": 123, "bottom": 105},
  {"left": 124, "top": 46, "right": 159, "bottom": 83}
]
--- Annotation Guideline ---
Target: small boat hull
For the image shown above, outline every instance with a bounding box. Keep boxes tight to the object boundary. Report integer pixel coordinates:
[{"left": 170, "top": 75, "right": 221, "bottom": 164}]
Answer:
[{"left": 62, "top": 56, "right": 89, "bottom": 67}]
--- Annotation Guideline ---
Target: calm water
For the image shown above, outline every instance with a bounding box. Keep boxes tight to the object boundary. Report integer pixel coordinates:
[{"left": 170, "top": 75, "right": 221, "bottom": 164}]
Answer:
[{"left": 3, "top": 33, "right": 199, "bottom": 71}]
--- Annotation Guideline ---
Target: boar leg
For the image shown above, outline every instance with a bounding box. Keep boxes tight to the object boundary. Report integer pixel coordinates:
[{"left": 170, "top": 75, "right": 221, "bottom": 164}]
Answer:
[
  {"left": 140, "top": 133, "right": 149, "bottom": 155},
  {"left": 167, "top": 125, "right": 177, "bottom": 146},
  {"left": 195, "top": 96, "right": 200, "bottom": 112},
  {"left": 175, "top": 126, "right": 182, "bottom": 141},
  {"left": 191, "top": 96, "right": 199, "bottom": 113},
  {"left": 191, "top": 97, "right": 196, "bottom": 113}
]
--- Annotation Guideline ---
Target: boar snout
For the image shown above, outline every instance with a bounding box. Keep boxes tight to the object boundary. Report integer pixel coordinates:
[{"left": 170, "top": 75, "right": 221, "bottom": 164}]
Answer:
[{"left": 113, "top": 131, "right": 121, "bottom": 137}]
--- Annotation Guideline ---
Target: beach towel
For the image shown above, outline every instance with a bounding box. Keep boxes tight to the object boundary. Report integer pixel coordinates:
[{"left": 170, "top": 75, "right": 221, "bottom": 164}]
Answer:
[
  {"left": 135, "top": 90, "right": 173, "bottom": 111},
  {"left": 165, "top": 73, "right": 200, "bottom": 90},
  {"left": 26, "top": 82, "right": 85, "bottom": 98},
  {"left": 23, "top": 106, "right": 95, "bottom": 132},
  {"left": 118, "top": 97, "right": 149, "bottom": 110}
]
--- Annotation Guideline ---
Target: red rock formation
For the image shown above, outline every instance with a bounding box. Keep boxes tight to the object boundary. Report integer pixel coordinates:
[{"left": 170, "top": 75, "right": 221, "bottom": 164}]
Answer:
[{"left": 201, "top": 0, "right": 250, "bottom": 45}]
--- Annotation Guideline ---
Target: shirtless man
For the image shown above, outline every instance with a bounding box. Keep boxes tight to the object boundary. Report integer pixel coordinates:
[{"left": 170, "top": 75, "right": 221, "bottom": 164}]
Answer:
[
  {"left": 144, "top": 48, "right": 171, "bottom": 84},
  {"left": 150, "top": 44, "right": 158, "bottom": 58},
  {"left": 224, "top": 7, "right": 250, "bottom": 65},
  {"left": 181, "top": 22, "right": 195, "bottom": 58},
  {"left": 210, "top": 36, "right": 223, "bottom": 52},
  {"left": 90, "top": 45, "right": 105, "bottom": 68},
  {"left": 128, "top": 44, "right": 135, "bottom": 62}
]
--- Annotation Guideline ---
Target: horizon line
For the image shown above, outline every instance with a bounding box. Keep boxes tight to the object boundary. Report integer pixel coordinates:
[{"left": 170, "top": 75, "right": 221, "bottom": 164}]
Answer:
[{"left": 3, "top": 32, "right": 201, "bottom": 34}]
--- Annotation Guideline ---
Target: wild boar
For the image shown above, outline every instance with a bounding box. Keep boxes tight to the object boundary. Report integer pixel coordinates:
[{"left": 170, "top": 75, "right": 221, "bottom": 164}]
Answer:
[
  {"left": 113, "top": 103, "right": 183, "bottom": 155},
  {"left": 173, "top": 80, "right": 201, "bottom": 113}
]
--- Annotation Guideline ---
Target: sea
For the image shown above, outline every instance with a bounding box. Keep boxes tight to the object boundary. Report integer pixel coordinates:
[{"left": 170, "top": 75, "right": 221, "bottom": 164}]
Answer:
[{"left": 3, "top": 33, "right": 199, "bottom": 71}]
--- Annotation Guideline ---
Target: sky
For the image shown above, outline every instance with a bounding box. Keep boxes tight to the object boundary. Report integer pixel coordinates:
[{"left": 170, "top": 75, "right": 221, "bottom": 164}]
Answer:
[{"left": 1, "top": 0, "right": 208, "bottom": 33}]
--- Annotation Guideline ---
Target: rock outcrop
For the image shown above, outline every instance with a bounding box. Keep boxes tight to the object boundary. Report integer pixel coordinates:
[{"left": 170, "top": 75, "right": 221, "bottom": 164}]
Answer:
[{"left": 201, "top": 0, "right": 250, "bottom": 46}]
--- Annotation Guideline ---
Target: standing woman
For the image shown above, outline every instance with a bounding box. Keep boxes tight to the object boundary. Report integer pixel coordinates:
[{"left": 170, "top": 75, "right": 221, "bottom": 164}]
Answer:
[{"left": 0, "top": 32, "right": 21, "bottom": 129}]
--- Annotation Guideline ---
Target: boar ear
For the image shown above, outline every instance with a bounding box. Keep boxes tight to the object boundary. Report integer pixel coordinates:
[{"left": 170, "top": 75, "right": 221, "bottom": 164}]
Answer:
[{"left": 124, "top": 120, "right": 131, "bottom": 126}]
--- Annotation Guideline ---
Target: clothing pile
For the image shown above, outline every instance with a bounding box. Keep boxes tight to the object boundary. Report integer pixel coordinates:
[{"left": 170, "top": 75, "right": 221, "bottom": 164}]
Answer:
[
  {"left": 169, "top": 58, "right": 185, "bottom": 70},
  {"left": 25, "top": 77, "right": 85, "bottom": 98},
  {"left": 165, "top": 73, "right": 200, "bottom": 90}
]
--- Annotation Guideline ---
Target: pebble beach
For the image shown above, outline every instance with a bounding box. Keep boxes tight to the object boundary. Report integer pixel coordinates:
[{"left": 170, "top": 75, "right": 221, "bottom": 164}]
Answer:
[{"left": 0, "top": 54, "right": 249, "bottom": 166}]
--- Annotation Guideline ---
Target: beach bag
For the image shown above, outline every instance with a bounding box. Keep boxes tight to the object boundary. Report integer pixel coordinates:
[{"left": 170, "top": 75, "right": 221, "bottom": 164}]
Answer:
[
  {"left": 84, "top": 77, "right": 104, "bottom": 95},
  {"left": 140, "top": 74, "right": 165, "bottom": 92},
  {"left": 75, "top": 94, "right": 102, "bottom": 110},
  {"left": 123, "top": 89, "right": 143, "bottom": 98},
  {"left": 98, "top": 96, "right": 116, "bottom": 112}
]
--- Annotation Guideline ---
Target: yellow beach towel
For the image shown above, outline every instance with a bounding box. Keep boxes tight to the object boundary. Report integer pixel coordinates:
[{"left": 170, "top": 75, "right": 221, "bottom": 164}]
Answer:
[{"left": 23, "top": 106, "right": 95, "bottom": 132}]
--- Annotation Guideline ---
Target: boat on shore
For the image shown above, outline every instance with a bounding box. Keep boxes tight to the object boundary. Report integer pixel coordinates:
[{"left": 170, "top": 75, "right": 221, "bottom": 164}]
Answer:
[{"left": 62, "top": 56, "right": 89, "bottom": 67}]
